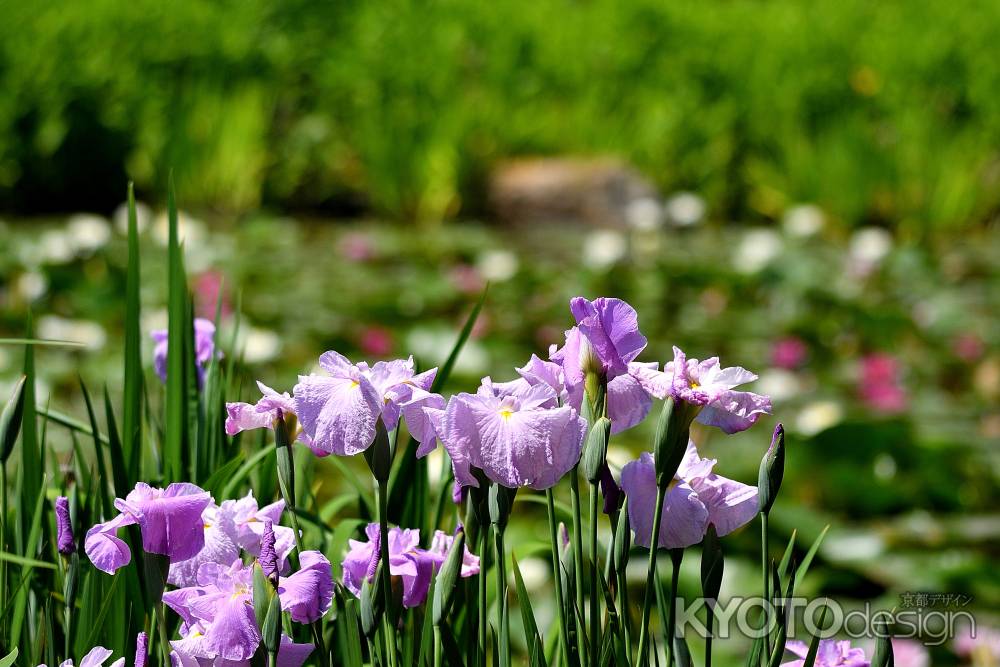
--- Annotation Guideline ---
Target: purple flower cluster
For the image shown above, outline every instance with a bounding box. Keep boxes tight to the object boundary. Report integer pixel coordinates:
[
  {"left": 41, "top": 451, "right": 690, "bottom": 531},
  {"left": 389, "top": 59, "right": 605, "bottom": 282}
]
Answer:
[
  {"left": 164, "top": 554, "right": 328, "bottom": 663},
  {"left": 84, "top": 483, "right": 331, "bottom": 665},
  {"left": 152, "top": 318, "right": 220, "bottom": 388},
  {"left": 781, "top": 640, "right": 870, "bottom": 667},
  {"left": 341, "top": 524, "right": 479, "bottom": 608}
]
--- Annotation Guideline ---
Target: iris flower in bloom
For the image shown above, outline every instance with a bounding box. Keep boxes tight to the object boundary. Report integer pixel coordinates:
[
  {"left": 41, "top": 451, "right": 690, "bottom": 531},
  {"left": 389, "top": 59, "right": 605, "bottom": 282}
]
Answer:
[
  {"left": 151, "top": 318, "right": 219, "bottom": 387},
  {"left": 37, "top": 646, "right": 125, "bottom": 667},
  {"left": 633, "top": 346, "right": 772, "bottom": 434},
  {"left": 620, "top": 443, "right": 758, "bottom": 549},
  {"left": 170, "top": 634, "right": 313, "bottom": 667},
  {"left": 293, "top": 352, "right": 443, "bottom": 456},
  {"left": 420, "top": 378, "right": 586, "bottom": 490},
  {"left": 342, "top": 524, "right": 479, "bottom": 609},
  {"left": 164, "top": 556, "right": 331, "bottom": 661},
  {"left": 167, "top": 492, "right": 296, "bottom": 587},
  {"left": 84, "top": 483, "right": 212, "bottom": 574},
  {"left": 550, "top": 296, "right": 654, "bottom": 433},
  {"left": 781, "top": 640, "right": 870, "bottom": 667}
]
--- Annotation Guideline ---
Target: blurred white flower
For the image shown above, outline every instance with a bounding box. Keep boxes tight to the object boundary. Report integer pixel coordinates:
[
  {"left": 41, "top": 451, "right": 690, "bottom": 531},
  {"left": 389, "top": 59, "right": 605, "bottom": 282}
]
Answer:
[
  {"left": 873, "top": 453, "right": 897, "bottom": 480},
  {"left": 38, "top": 315, "right": 106, "bottom": 350},
  {"left": 476, "top": 249, "right": 518, "bottom": 282},
  {"left": 66, "top": 214, "right": 111, "bottom": 255},
  {"left": 823, "top": 531, "right": 884, "bottom": 562},
  {"left": 153, "top": 210, "right": 206, "bottom": 247},
  {"left": 625, "top": 197, "right": 664, "bottom": 231},
  {"left": 235, "top": 326, "right": 282, "bottom": 364},
  {"left": 733, "top": 228, "right": 783, "bottom": 274},
  {"left": 516, "top": 556, "right": 550, "bottom": 592},
  {"left": 755, "top": 369, "right": 802, "bottom": 403},
  {"left": 795, "top": 400, "right": 843, "bottom": 436},
  {"left": 848, "top": 227, "right": 892, "bottom": 275},
  {"left": 406, "top": 326, "right": 489, "bottom": 377},
  {"left": 781, "top": 204, "right": 825, "bottom": 237},
  {"left": 15, "top": 271, "right": 48, "bottom": 301},
  {"left": 664, "top": 192, "right": 706, "bottom": 227},
  {"left": 582, "top": 229, "right": 627, "bottom": 270},
  {"left": 113, "top": 199, "right": 153, "bottom": 234},
  {"left": 39, "top": 230, "right": 74, "bottom": 264}
]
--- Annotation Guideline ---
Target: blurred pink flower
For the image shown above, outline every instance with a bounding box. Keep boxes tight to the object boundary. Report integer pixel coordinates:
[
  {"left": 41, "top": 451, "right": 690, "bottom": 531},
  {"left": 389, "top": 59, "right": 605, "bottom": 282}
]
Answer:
[
  {"left": 952, "top": 333, "right": 984, "bottom": 362},
  {"left": 889, "top": 639, "right": 929, "bottom": 667},
  {"left": 194, "top": 270, "right": 231, "bottom": 320},
  {"left": 448, "top": 264, "right": 485, "bottom": 294},
  {"left": 771, "top": 337, "right": 809, "bottom": 369},
  {"left": 339, "top": 232, "right": 375, "bottom": 262},
  {"left": 858, "top": 354, "right": 907, "bottom": 414},
  {"left": 359, "top": 326, "right": 393, "bottom": 357},
  {"left": 954, "top": 624, "right": 1000, "bottom": 661}
]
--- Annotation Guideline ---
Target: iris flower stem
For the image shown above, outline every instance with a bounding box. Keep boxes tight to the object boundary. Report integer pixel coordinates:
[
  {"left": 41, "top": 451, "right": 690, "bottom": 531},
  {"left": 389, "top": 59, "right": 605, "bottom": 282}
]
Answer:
[
  {"left": 478, "top": 527, "right": 488, "bottom": 667},
  {"left": 636, "top": 482, "right": 668, "bottom": 667},
  {"left": 546, "top": 489, "right": 571, "bottom": 667},
  {"left": 569, "top": 466, "right": 586, "bottom": 663},
  {"left": 433, "top": 625, "right": 443, "bottom": 667},
  {"left": 761, "top": 511, "right": 770, "bottom": 657},
  {"left": 154, "top": 602, "right": 171, "bottom": 667},
  {"left": 705, "top": 607, "right": 715, "bottom": 667},
  {"left": 0, "top": 464, "right": 6, "bottom": 640},
  {"left": 666, "top": 549, "right": 683, "bottom": 667},
  {"left": 588, "top": 484, "right": 600, "bottom": 667},
  {"left": 375, "top": 478, "right": 394, "bottom": 667},
  {"left": 493, "top": 522, "right": 510, "bottom": 667}
]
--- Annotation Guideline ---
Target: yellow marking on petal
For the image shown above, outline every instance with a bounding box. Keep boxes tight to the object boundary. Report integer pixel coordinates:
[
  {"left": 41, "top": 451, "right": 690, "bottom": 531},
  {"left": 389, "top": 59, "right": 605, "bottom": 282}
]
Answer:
[
  {"left": 689, "top": 380, "right": 700, "bottom": 389},
  {"left": 499, "top": 409, "right": 514, "bottom": 420},
  {"left": 350, "top": 380, "right": 360, "bottom": 389},
  {"left": 203, "top": 523, "right": 212, "bottom": 529}
]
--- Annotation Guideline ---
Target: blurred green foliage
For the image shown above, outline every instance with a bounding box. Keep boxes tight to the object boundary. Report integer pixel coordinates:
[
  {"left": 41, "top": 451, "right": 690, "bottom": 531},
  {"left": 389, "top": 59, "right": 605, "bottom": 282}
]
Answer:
[{"left": 3, "top": 0, "right": 1000, "bottom": 228}]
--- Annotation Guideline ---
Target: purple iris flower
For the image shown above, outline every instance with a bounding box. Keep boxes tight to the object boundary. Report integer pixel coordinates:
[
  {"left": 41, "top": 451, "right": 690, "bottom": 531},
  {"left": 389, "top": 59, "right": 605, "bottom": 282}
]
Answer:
[
  {"left": 36, "top": 647, "right": 125, "bottom": 667},
  {"left": 277, "top": 550, "right": 335, "bottom": 623},
  {"left": 56, "top": 496, "right": 74, "bottom": 555},
  {"left": 223, "top": 380, "right": 322, "bottom": 448},
  {"left": 419, "top": 378, "right": 586, "bottom": 490},
  {"left": 293, "top": 352, "right": 443, "bottom": 456},
  {"left": 342, "top": 524, "right": 478, "bottom": 609},
  {"left": 167, "top": 492, "right": 295, "bottom": 588},
  {"left": 781, "top": 640, "right": 870, "bottom": 667},
  {"left": 170, "top": 633, "right": 313, "bottom": 667},
  {"left": 85, "top": 483, "right": 212, "bottom": 574},
  {"left": 152, "top": 318, "right": 219, "bottom": 388},
  {"left": 165, "top": 561, "right": 261, "bottom": 661},
  {"left": 620, "top": 443, "right": 758, "bottom": 549},
  {"left": 632, "top": 346, "right": 772, "bottom": 434},
  {"left": 550, "top": 297, "right": 655, "bottom": 434}
]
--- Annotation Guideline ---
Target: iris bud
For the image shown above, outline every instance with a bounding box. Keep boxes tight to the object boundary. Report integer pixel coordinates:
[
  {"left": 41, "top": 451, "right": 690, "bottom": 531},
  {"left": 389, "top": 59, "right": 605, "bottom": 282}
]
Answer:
[
  {"left": 432, "top": 529, "right": 467, "bottom": 625},
  {"left": 700, "top": 524, "right": 724, "bottom": 610},
  {"left": 581, "top": 417, "right": 611, "bottom": 484},
  {"left": 757, "top": 424, "right": 785, "bottom": 515},
  {"left": 0, "top": 375, "right": 26, "bottom": 464}
]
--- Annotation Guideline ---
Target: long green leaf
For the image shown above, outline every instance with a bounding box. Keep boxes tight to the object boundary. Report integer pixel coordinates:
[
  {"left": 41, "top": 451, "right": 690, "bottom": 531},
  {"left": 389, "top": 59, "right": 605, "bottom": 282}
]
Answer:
[
  {"left": 0, "top": 552, "right": 57, "bottom": 570},
  {"left": 0, "top": 647, "right": 18, "bottom": 667},
  {"left": 78, "top": 379, "right": 114, "bottom": 516},
  {"left": 793, "top": 525, "right": 830, "bottom": 590},
  {"left": 18, "top": 316, "right": 40, "bottom": 548},
  {"left": 220, "top": 446, "right": 273, "bottom": 499},
  {"left": 10, "top": 478, "right": 46, "bottom": 644},
  {"left": 164, "top": 172, "right": 189, "bottom": 482},
  {"left": 123, "top": 181, "right": 143, "bottom": 482},
  {"left": 0, "top": 339, "right": 86, "bottom": 348},
  {"left": 512, "top": 554, "right": 547, "bottom": 667},
  {"left": 36, "top": 406, "right": 109, "bottom": 445}
]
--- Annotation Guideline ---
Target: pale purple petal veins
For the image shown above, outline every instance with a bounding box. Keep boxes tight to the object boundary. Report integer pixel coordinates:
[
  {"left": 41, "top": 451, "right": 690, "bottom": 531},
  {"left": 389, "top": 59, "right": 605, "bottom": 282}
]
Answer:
[
  {"left": 138, "top": 484, "right": 213, "bottom": 562},
  {"left": 554, "top": 327, "right": 585, "bottom": 391},
  {"left": 621, "top": 452, "right": 709, "bottom": 550},
  {"left": 224, "top": 401, "right": 274, "bottom": 436},
  {"left": 400, "top": 389, "right": 446, "bottom": 444},
  {"left": 278, "top": 551, "right": 334, "bottom": 623},
  {"left": 628, "top": 362, "right": 671, "bottom": 400},
  {"left": 135, "top": 632, "right": 149, "bottom": 667},
  {"left": 293, "top": 373, "right": 382, "bottom": 456},
  {"left": 414, "top": 406, "right": 445, "bottom": 458},
  {"left": 202, "top": 596, "right": 261, "bottom": 661},
  {"left": 605, "top": 372, "right": 653, "bottom": 434},
  {"left": 317, "top": 350, "right": 357, "bottom": 377},
  {"left": 275, "top": 635, "right": 314, "bottom": 667},
  {"left": 695, "top": 475, "right": 758, "bottom": 537},
  {"left": 84, "top": 513, "right": 137, "bottom": 574},
  {"left": 79, "top": 646, "right": 115, "bottom": 667}
]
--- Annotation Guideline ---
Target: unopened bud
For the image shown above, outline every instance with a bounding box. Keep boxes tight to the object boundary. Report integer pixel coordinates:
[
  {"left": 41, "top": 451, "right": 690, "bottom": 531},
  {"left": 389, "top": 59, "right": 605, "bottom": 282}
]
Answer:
[
  {"left": 757, "top": 424, "right": 785, "bottom": 515},
  {"left": 55, "top": 496, "right": 74, "bottom": 555},
  {"left": 259, "top": 519, "right": 278, "bottom": 581},
  {"left": 134, "top": 632, "right": 148, "bottom": 667},
  {"left": 581, "top": 417, "right": 611, "bottom": 484},
  {"left": 700, "top": 524, "right": 724, "bottom": 610}
]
